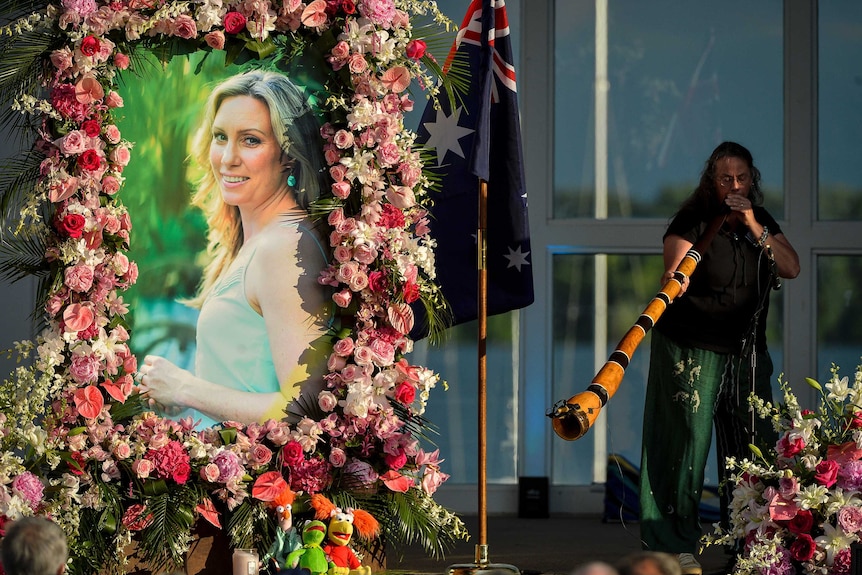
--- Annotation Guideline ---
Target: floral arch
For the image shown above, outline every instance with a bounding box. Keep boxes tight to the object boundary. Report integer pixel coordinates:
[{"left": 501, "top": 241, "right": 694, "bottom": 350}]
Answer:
[{"left": 0, "top": 0, "right": 466, "bottom": 572}]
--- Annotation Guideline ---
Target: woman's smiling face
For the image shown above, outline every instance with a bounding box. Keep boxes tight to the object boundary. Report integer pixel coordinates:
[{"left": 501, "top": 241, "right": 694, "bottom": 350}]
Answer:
[{"left": 210, "top": 95, "right": 290, "bottom": 210}]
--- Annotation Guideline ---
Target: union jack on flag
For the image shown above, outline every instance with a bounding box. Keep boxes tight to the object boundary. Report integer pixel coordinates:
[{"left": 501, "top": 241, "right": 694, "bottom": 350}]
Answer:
[{"left": 412, "top": 0, "right": 533, "bottom": 335}]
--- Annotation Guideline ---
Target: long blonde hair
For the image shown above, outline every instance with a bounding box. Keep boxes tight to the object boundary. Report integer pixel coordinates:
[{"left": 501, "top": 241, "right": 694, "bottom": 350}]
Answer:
[{"left": 187, "top": 70, "right": 325, "bottom": 307}]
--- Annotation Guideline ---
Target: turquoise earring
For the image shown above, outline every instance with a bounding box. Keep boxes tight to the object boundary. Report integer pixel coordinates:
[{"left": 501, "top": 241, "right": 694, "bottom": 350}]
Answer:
[{"left": 287, "top": 174, "right": 296, "bottom": 187}]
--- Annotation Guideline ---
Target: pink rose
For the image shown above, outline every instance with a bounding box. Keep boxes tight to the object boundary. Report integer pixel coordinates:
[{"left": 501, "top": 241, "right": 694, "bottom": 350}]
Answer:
[
  {"left": 333, "top": 337, "right": 355, "bottom": 357},
  {"left": 103, "top": 124, "right": 121, "bottom": 144},
  {"left": 329, "top": 448, "right": 346, "bottom": 468},
  {"left": 317, "top": 391, "right": 337, "bottom": 412},
  {"left": 385, "top": 451, "right": 407, "bottom": 471},
  {"left": 330, "top": 41, "right": 349, "bottom": 60},
  {"left": 331, "top": 181, "right": 351, "bottom": 199},
  {"left": 266, "top": 425, "right": 291, "bottom": 446},
  {"left": 57, "top": 130, "right": 88, "bottom": 154},
  {"left": 105, "top": 91, "right": 123, "bottom": 108},
  {"left": 51, "top": 47, "right": 74, "bottom": 71},
  {"left": 250, "top": 444, "right": 273, "bottom": 467},
  {"left": 333, "top": 245, "right": 352, "bottom": 263},
  {"left": 353, "top": 244, "right": 376, "bottom": 265},
  {"left": 327, "top": 352, "right": 347, "bottom": 371},
  {"left": 223, "top": 11, "right": 247, "bottom": 34},
  {"left": 171, "top": 14, "right": 197, "bottom": 39},
  {"left": 838, "top": 506, "right": 862, "bottom": 534},
  {"left": 347, "top": 271, "right": 368, "bottom": 292},
  {"left": 333, "top": 129, "right": 354, "bottom": 150},
  {"left": 114, "top": 442, "right": 132, "bottom": 460},
  {"left": 101, "top": 175, "right": 121, "bottom": 195},
  {"left": 204, "top": 30, "right": 225, "bottom": 50},
  {"left": 113, "top": 52, "right": 130, "bottom": 70},
  {"left": 329, "top": 164, "right": 347, "bottom": 181},
  {"left": 814, "top": 459, "right": 840, "bottom": 487},
  {"left": 347, "top": 53, "right": 367, "bottom": 74},
  {"left": 332, "top": 289, "right": 352, "bottom": 308},
  {"left": 110, "top": 145, "right": 131, "bottom": 166},
  {"left": 200, "top": 463, "right": 220, "bottom": 482}
]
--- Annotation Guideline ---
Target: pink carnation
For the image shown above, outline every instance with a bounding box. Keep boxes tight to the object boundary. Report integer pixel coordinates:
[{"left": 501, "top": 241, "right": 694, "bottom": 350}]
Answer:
[{"left": 11, "top": 471, "right": 44, "bottom": 510}]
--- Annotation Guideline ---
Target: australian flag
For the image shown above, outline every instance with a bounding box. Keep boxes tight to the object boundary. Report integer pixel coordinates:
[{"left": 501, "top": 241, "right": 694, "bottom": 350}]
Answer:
[{"left": 415, "top": 0, "right": 533, "bottom": 334}]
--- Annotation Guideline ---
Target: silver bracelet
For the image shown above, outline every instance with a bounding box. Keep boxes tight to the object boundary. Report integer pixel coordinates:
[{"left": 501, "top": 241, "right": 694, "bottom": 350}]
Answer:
[{"left": 757, "top": 226, "right": 769, "bottom": 247}]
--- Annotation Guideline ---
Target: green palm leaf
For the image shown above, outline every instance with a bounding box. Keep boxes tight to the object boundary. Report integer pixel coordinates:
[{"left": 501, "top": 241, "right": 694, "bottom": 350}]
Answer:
[{"left": 139, "top": 485, "right": 203, "bottom": 571}]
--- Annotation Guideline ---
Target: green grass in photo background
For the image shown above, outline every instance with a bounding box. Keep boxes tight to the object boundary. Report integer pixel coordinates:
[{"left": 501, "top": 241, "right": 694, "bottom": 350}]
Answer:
[
  {"left": 117, "top": 49, "right": 237, "bottom": 302},
  {"left": 116, "top": 50, "right": 237, "bottom": 356}
]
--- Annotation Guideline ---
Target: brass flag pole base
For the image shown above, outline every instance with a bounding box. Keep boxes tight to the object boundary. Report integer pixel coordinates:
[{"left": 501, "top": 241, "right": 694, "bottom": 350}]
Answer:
[{"left": 447, "top": 545, "right": 521, "bottom": 575}]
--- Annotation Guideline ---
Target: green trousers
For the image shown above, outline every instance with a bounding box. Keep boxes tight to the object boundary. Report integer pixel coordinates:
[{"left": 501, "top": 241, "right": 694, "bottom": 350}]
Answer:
[{"left": 639, "top": 329, "right": 775, "bottom": 553}]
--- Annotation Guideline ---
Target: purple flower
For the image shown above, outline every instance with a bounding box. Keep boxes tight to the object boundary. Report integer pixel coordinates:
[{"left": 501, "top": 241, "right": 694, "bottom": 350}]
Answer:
[
  {"left": 837, "top": 460, "right": 862, "bottom": 491},
  {"left": 212, "top": 450, "right": 243, "bottom": 483},
  {"left": 761, "top": 546, "right": 794, "bottom": 575}
]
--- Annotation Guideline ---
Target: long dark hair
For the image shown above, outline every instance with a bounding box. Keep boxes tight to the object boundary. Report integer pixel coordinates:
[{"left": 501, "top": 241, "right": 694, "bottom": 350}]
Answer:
[{"left": 677, "top": 141, "right": 763, "bottom": 218}]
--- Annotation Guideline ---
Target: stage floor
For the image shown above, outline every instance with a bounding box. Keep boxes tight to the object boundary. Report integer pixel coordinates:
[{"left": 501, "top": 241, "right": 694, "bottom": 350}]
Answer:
[{"left": 387, "top": 514, "right": 731, "bottom": 575}]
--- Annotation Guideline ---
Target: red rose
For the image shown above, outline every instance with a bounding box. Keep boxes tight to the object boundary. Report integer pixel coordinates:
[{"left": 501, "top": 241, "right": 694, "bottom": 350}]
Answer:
[
  {"left": 789, "top": 533, "right": 816, "bottom": 562},
  {"left": 787, "top": 509, "right": 814, "bottom": 534},
  {"left": 402, "top": 280, "right": 420, "bottom": 303},
  {"left": 282, "top": 441, "right": 304, "bottom": 466},
  {"left": 81, "top": 119, "right": 100, "bottom": 137},
  {"left": 814, "top": 459, "right": 840, "bottom": 488},
  {"left": 60, "top": 213, "right": 86, "bottom": 238},
  {"left": 78, "top": 149, "right": 102, "bottom": 171},
  {"left": 172, "top": 461, "right": 191, "bottom": 484},
  {"left": 850, "top": 411, "right": 862, "bottom": 429},
  {"left": 67, "top": 451, "right": 86, "bottom": 475},
  {"left": 394, "top": 381, "right": 416, "bottom": 405},
  {"left": 341, "top": 0, "right": 356, "bottom": 14},
  {"left": 223, "top": 11, "right": 247, "bottom": 34},
  {"left": 405, "top": 39, "right": 427, "bottom": 60},
  {"left": 80, "top": 36, "right": 100, "bottom": 57},
  {"left": 368, "top": 270, "right": 388, "bottom": 293}
]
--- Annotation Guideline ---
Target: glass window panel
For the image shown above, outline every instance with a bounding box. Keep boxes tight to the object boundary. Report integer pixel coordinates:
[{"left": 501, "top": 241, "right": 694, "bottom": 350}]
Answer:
[
  {"left": 551, "top": 253, "right": 785, "bottom": 486},
  {"left": 817, "top": 256, "right": 862, "bottom": 378},
  {"left": 411, "top": 315, "right": 520, "bottom": 484},
  {"left": 818, "top": 2, "right": 862, "bottom": 220},
  {"left": 553, "top": 0, "right": 783, "bottom": 219}
]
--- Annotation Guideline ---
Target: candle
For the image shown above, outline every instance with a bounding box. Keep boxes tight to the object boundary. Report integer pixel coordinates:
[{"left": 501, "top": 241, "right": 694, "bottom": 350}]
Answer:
[{"left": 232, "top": 549, "right": 259, "bottom": 575}]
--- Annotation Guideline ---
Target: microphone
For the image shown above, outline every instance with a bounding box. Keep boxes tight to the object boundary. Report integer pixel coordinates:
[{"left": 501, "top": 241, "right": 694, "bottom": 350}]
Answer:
[{"left": 766, "top": 246, "right": 781, "bottom": 290}]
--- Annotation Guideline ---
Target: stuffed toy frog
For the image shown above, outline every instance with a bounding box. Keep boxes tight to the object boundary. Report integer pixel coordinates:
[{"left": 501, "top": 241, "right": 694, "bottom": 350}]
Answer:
[{"left": 285, "top": 520, "right": 333, "bottom": 575}]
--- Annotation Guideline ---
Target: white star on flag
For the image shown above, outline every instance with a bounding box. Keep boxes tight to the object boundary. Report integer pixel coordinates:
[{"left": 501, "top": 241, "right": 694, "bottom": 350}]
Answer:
[
  {"left": 503, "top": 245, "right": 531, "bottom": 272},
  {"left": 422, "top": 106, "right": 474, "bottom": 166}
]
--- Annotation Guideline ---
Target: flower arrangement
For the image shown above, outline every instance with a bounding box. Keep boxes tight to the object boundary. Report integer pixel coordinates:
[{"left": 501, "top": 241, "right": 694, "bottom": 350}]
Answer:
[
  {"left": 704, "top": 363, "right": 862, "bottom": 575},
  {"left": 0, "top": 0, "right": 468, "bottom": 573}
]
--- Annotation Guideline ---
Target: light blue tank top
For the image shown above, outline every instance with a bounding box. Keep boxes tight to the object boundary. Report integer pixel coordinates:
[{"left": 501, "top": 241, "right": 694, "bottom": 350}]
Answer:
[{"left": 178, "top": 221, "right": 330, "bottom": 429}]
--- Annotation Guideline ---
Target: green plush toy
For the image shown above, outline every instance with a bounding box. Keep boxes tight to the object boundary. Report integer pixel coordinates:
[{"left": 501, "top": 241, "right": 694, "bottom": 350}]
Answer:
[{"left": 285, "top": 520, "right": 333, "bottom": 575}]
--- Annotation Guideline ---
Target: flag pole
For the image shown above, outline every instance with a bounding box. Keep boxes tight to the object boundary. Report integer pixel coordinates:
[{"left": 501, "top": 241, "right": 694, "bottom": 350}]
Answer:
[
  {"left": 447, "top": 180, "right": 518, "bottom": 575},
  {"left": 477, "top": 178, "right": 489, "bottom": 553}
]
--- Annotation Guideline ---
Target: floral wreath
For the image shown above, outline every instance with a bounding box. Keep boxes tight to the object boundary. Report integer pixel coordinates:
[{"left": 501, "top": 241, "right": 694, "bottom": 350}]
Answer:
[{"left": 0, "top": 0, "right": 467, "bottom": 572}]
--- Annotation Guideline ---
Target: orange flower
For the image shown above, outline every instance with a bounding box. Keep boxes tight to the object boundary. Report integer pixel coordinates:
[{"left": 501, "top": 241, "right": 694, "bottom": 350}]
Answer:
[
  {"left": 75, "top": 75, "right": 104, "bottom": 104},
  {"left": 301, "top": 0, "right": 327, "bottom": 28},
  {"left": 73, "top": 385, "right": 104, "bottom": 419}
]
